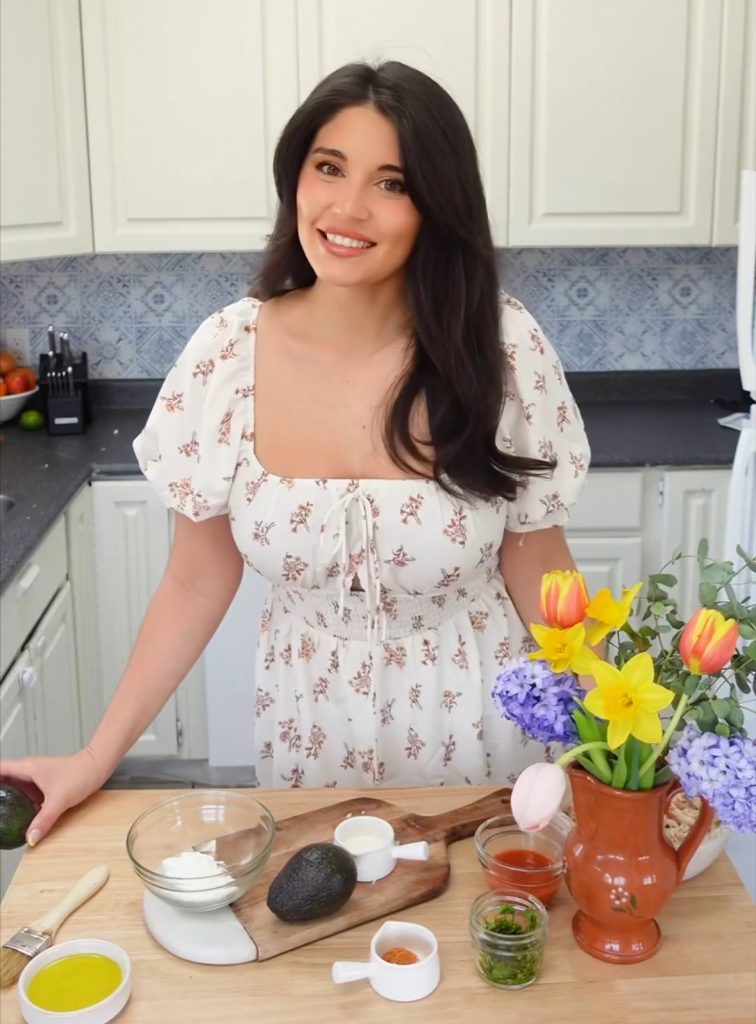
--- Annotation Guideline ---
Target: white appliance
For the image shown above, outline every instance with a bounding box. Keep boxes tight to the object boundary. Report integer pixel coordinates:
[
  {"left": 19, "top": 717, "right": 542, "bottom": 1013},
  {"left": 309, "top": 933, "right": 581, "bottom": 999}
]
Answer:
[
  {"left": 723, "top": 168, "right": 756, "bottom": 900},
  {"left": 723, "top": 169, "right": 756, "bottom": 579}
]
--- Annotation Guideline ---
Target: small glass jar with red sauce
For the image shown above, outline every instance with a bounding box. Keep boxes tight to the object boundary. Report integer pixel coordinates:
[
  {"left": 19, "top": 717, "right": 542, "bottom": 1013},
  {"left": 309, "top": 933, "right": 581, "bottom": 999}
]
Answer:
[{"left": 473, "top": 814, "right": 572, "bottom": 906}]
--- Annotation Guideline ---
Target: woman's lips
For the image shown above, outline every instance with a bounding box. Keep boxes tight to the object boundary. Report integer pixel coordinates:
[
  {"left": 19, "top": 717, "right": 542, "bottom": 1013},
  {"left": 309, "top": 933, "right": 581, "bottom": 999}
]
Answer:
[{"left": 316, "top": 228, "right": 376, "bottom": 258}]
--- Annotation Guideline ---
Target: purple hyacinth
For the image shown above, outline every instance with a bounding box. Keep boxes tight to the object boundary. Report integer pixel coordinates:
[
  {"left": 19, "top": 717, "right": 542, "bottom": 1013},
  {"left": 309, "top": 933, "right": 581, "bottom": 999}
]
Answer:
[
  {"left": 666, "top": 725, "right": 756, "bottom": 833},
  {"left": 491, "top": 657, "right": 579, "bottom": 746}
]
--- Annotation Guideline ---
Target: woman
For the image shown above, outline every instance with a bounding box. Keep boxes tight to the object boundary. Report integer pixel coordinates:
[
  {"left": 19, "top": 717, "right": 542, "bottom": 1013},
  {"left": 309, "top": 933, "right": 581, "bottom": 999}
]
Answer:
[{"left": 0, "top": 61, "right": 589, "bottom": 843}]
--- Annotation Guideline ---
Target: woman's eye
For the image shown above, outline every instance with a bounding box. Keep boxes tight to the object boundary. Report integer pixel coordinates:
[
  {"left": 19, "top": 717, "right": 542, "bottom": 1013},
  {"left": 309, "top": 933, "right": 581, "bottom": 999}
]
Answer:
[
  {"left": 315, "top": 161, "right": 341, "bottom": 177},
  {"left": 380, "top": 178, "right": 407, "bottom": 195}
]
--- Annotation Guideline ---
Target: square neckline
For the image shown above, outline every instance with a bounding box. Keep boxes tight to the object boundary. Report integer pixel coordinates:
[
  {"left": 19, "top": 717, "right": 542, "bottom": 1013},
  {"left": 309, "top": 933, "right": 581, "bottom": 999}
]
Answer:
[{"left": 246, "top": 295, "right": 435, "bottom": 488}]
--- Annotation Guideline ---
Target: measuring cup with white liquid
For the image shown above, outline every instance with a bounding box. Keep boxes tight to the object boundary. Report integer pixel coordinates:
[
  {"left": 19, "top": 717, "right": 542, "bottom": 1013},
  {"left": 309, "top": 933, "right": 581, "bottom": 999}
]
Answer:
[{"left": 333, "top": 815, "right": 430, "bottom": 882}]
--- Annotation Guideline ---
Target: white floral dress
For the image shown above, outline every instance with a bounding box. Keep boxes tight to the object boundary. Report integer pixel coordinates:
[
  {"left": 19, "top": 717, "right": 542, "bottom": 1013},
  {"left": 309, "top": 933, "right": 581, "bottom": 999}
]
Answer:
[{"left": 134, "top": 294, "right": 590, "bottom": 788}]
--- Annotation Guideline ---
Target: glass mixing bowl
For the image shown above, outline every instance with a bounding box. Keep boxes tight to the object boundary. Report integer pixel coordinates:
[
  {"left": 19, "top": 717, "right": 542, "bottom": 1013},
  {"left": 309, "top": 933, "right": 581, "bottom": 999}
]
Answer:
[{"left": 126, "top": 790, "right": 276, "bottom": 912}]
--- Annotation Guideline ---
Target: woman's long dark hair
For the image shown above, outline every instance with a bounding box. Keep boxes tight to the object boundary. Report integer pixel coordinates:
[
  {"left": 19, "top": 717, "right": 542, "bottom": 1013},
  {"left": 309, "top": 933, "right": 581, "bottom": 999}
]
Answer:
[{"left": 251, "top": 61, "right": 555, "bottom": 500}]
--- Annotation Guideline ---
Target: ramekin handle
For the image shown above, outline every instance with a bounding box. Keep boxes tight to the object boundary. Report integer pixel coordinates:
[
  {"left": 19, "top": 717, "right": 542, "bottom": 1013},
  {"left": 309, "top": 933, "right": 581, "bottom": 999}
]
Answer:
[
  {"left": 392, "top": 840, "right": 431, "bottom": 862},
  {"left": 332, "top": 961, "right": 373, "bottom": 984}
]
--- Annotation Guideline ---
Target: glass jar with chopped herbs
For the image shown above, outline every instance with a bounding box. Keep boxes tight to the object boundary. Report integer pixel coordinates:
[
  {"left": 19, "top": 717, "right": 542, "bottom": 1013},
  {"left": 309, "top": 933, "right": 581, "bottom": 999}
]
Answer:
[{"left": 469, "top": 892, "right": 548, "bottom": 990}]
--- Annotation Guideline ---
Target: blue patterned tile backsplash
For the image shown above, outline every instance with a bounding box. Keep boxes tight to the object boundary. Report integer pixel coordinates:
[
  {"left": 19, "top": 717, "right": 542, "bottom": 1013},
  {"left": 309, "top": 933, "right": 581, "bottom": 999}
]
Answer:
[{"left": 0, "top": 248, "right": 737, "bottom": 378}]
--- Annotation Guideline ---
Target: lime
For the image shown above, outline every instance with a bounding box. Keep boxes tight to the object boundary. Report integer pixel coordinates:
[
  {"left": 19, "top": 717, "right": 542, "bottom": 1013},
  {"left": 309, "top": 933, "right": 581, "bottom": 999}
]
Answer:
[{"left": 19, "top": 409, "right": 44, "bottom": 430}]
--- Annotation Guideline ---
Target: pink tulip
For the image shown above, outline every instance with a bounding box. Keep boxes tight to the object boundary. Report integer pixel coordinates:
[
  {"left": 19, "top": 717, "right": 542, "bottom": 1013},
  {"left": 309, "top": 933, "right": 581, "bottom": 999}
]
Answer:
[
  {"left": 511, "top": 762, "right": 567, "bottom": 832},
  {"left": 679, "top": 608, "right": 740, "bottom": 675},
  {"left": 539, "top": 570, "right": 589, "bottom": 629}
]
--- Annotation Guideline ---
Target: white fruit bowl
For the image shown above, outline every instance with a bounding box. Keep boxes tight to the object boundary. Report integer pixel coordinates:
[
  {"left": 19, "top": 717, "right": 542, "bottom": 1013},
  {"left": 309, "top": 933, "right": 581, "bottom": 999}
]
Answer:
[{"left": 0, "top": 386, "right": 39, "bottom": 424}]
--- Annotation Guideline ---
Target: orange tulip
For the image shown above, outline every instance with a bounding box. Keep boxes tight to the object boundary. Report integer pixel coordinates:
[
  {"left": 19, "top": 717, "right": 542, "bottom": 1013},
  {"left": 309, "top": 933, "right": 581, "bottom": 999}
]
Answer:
[
  {"left": 539, "top": 570, "right": 589, "bottom": 629},
  {"left": 679, "top": 608, "right": 739, "bottom": 675}
]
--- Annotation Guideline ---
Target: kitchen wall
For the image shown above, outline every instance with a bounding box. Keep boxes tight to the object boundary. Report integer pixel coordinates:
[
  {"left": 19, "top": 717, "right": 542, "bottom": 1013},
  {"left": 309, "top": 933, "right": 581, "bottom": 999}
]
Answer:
[{"left": 0, "top": 246, "right": 737, "bottom": 378}]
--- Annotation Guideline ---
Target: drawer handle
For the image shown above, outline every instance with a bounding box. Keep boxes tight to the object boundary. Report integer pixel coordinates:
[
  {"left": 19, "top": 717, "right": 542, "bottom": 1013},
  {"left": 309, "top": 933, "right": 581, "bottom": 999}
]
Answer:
[
  {"left": 33, "top": 634, "right": 46, "bottom": 656},
  {"left": 20, "top": 667, "right": 37, "bottom": 689},
  {"left": 16, "top": 562, "right": 41, "bottom": 596}
]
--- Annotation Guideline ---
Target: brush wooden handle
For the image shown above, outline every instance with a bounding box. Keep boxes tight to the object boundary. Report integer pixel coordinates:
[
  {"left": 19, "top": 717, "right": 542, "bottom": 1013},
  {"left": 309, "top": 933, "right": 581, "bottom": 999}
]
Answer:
[{"left": 30, "top": 865, "right": 109, "bottom": 936}]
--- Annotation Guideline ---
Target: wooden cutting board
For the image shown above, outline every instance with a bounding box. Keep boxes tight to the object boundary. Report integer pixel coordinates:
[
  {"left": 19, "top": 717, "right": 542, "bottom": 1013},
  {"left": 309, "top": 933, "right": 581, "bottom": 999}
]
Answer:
[{"left": 231, "top": 788, "right": 512, "bottom": 961}]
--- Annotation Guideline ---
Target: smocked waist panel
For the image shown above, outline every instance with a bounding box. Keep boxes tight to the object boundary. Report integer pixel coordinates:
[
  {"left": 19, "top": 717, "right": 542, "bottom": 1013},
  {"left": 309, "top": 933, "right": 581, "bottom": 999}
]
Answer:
[{"left": 271, "top": 575, "right": 492, "bottom": 642}]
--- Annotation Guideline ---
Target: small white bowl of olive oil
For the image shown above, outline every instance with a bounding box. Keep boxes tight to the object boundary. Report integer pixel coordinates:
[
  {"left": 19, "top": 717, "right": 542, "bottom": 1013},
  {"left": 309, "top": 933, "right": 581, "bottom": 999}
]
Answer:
[{"left": 18, "top": 938, "right": 131, "bottom": 1024}]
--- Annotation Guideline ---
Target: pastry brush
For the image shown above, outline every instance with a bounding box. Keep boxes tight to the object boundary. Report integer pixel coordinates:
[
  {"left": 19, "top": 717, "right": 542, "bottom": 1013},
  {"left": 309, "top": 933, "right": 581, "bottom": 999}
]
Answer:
[{"left": 0, "top": 864, "right": 109, "bottom": 987}]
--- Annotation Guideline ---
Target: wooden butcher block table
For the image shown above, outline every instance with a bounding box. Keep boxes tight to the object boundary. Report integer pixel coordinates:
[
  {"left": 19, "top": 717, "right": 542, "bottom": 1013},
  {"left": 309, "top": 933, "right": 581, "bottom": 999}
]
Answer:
[{"left": 0, "top": 786, "right": 754, "bottom": 1024}]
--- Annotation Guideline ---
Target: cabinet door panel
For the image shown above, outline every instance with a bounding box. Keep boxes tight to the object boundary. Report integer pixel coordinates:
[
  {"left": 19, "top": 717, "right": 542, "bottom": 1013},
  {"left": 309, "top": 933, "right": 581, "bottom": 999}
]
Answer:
[
  {"left": 92, "top": 481, "right": 178, "bottom": 756},
  {"left": 660, "top": 469, "right": 731, "bottom": 619},
  {"left": 568, "top": 536, "right": 644, "bottom": 596},
  {"left": 81, "top": 0, "right": 298, "bottom": 251},
  {"left": 0, "top": 0, "right": 92, "bottom": 260},
  {"left": 0, "top": 651, "right": 36, "bottom": 896},
  {"left": 31, "top": 583, "right": 81, "bottom": 758},
  {"left": 510, "top": 0, "right": 723, "bottom": 244},
  {"left": 713, "top": 0, "right": 756, "bottom": 243},
  {"left": 297, "top": 0, "right": 510, "bottom": 244}
]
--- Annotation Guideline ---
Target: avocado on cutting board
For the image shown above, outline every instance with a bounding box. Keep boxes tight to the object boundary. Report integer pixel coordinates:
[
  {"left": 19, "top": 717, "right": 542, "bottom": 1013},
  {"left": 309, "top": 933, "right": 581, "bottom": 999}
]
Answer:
[{"left": 232, "top": 788, "right": 512, "bottom": 961}]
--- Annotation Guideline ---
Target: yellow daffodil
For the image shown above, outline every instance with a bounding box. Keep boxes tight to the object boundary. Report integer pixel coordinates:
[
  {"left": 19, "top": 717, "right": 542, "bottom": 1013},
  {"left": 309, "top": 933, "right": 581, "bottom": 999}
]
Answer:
[
  {"left": 583, "top": 651, "right": 674, "bottom": 749},
  {"left": 529, "top": 622, "right": 598, "bottom": 675},
  {"left": 584, "top": 582, "right": 643, "bottom": 645}
]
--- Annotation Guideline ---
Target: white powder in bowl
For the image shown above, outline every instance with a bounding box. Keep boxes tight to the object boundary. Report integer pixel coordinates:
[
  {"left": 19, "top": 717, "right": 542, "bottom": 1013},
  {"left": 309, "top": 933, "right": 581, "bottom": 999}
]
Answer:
[{"left": 156, "top": 848, "right": 243, "bottom": 910}]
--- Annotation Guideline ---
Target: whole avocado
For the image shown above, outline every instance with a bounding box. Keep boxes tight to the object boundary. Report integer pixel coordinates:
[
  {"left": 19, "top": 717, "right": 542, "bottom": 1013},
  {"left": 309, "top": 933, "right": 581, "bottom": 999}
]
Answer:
[
  {"left": 266, "top": 842, "right": 357, "bottom": 922},
  {"left": 0, "top": 782, "right": 36, "bottom": 850}
]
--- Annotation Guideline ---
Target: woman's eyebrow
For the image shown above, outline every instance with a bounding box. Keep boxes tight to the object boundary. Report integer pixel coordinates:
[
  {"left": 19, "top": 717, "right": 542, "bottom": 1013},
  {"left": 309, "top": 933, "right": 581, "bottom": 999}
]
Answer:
[{"left": 311, "top": 145, "right": 404, "bottom": 174}]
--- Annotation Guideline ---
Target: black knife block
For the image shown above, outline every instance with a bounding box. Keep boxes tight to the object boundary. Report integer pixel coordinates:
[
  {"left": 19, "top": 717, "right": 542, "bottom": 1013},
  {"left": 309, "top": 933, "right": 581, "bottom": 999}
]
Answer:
[{"left": 38, "top": 351, "right": 91, "bottom": 434}]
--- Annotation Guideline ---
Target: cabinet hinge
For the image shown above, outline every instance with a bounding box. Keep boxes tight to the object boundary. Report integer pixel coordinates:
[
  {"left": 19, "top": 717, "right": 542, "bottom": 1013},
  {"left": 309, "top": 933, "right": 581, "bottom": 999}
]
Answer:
[
  {"left": 176, "top": 717, "right": 184, "bottom": 749},
  {"left": 657, "top": 477, "right": 665, "bottom": 508}
]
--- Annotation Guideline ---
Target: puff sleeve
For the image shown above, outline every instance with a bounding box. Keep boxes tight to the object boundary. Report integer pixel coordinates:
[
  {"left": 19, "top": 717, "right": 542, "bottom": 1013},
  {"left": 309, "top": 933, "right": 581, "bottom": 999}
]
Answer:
[
  {"left": 133, "top": 301, "right": 255, "bottom": 521},
  {"left": 497, "top": 295, "right": 591, "bottom": 532}
]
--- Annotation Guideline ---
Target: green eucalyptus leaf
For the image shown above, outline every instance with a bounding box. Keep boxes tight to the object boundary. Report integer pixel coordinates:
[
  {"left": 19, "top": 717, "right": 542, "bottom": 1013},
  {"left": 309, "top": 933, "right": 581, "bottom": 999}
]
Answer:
[
  {"left": 735, "top": 545, "right": 756, "bottom": 571},
  {"left": 710, "top": 699, "right": 732, "bottom": 716},
  {"left": 697, "top": 538, "right": 709, "bottom": 564},
  {"left": 650, "top": 573, "right": 678, "bottom": 587},
  {"left": 650, "top": 602, "right": 669, "bottom": 616},
  {"left": 726, "top": 706, "right": 745, "bottom": 729},
  {"left": 714, "top": 722, "right": 731, "bottom": 736},
  {"left": 699, "top": 582, "right": 719, "bottom": 607}
]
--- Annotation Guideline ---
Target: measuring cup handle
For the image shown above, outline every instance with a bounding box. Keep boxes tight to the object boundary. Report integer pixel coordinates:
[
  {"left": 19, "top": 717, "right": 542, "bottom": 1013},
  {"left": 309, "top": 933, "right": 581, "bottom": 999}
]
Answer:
[
  {"left": 332, "top": 961, "right": 373, "bottom": 984},
  {"left": 392, "top": 840, "right": 431, "bottom": 862}
]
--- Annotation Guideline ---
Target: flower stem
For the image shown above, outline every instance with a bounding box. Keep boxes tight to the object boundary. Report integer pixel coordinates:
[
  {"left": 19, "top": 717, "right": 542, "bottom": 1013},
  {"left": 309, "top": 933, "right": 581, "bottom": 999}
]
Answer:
[
  {"left": 638, "top": 694, "right": 690, "bottom": 778},
  {"left": 557, "top": 741, "right": 612, "bottom": 768}
]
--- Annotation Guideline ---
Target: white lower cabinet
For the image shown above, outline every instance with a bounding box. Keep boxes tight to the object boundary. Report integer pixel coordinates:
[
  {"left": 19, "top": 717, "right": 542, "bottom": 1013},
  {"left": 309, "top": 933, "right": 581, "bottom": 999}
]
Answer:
[
  {"left": 658, "top": 468, "right": 732, "bottom": 619},
  {"left": 567, "top": 470, "right": 645, "bottom": 593},
  {"left": 91, "top": 480, "right": 207, "bottom": 760},
  {"left": 0, "top": 650, "right": 36, "bottom": 896},
  {"left": 29, "top": 582, "right": 81, "bottom": 758},
  {"left": 566, "top": 467, "right": 732, "bottom": 616}
]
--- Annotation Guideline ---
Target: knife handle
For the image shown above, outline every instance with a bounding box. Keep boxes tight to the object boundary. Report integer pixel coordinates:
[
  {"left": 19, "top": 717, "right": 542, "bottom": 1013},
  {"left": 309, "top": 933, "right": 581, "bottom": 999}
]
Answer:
[{"left": 31, "top": 865, "right": 110, "bottom": 937}]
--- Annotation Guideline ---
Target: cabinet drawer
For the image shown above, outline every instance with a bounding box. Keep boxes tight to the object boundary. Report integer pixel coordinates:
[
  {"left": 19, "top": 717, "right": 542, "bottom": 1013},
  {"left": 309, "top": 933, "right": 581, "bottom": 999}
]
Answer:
[
  {"left": 568, "top": 471, "right": 644, "bottom": 532},
  {"left": 0, "top": 517, "right": 67, "bottom": 678}
]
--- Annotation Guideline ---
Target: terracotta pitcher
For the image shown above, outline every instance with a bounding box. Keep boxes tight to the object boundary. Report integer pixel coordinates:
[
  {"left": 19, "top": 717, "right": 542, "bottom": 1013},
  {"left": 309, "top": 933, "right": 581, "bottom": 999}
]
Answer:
[{"left": 564, "top": 765, "right": 714, "bottom": 964}]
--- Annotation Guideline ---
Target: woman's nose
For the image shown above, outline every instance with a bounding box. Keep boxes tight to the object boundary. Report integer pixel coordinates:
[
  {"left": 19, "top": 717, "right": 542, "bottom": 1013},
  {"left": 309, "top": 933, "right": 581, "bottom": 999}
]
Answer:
[{"left": 332, "top": 183, "right": 370, "bottom": 220}]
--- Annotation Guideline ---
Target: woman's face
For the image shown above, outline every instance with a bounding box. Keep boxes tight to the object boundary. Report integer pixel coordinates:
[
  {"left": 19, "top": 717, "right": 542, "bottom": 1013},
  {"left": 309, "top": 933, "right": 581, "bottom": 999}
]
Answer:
[{"left": 296, "top": 104, "right": 422, "bottom": 289}]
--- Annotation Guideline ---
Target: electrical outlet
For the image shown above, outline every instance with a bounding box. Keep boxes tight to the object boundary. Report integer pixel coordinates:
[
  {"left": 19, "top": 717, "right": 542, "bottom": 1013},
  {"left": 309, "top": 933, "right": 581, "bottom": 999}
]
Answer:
[{"left": 1, "top": 328, "right": 32, "bottom": 366}]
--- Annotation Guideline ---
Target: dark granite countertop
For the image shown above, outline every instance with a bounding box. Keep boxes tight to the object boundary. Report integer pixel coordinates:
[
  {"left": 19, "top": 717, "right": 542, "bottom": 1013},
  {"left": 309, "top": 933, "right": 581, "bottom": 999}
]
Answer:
[{"left": 0, "top": 371, "right": 745, "bottom": 595}]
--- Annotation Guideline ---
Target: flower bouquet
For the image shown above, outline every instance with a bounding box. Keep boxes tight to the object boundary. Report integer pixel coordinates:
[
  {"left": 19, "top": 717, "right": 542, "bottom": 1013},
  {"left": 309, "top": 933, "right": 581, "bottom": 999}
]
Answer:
[{"left": 492, "top": 541, "right": 755, "bottom": 963}]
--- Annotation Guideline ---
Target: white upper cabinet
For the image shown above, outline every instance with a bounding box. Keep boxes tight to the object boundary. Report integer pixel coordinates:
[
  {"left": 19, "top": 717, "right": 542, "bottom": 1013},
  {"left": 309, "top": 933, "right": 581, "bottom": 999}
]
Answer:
[
  {"left": 295, "top": 0, "right": 511, "bottom": 244},
  {"left": 509, "top": 0, "right": 724, "bottom": 246},
  {"left": 80, "top": 0, "right": 299, "bottom": 251},
  {"left": 713, "top": 0, "right": 756, "bottom": 243},
  {"left": 0, "top": 0, "right": 92, "bottom": 261}
]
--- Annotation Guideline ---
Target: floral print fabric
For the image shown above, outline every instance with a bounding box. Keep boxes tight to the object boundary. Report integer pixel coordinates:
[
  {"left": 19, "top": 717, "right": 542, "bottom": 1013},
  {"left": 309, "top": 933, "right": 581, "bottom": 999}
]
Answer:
[{"left": 133, "top": 294, "right": 590, "bottom": 788}]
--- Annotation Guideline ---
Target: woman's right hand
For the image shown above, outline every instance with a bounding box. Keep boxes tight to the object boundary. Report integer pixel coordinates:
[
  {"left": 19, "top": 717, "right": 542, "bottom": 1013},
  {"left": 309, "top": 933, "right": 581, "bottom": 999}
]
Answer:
[{"left": 0, "top": 747, "right": 108, "bottom": 847}]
